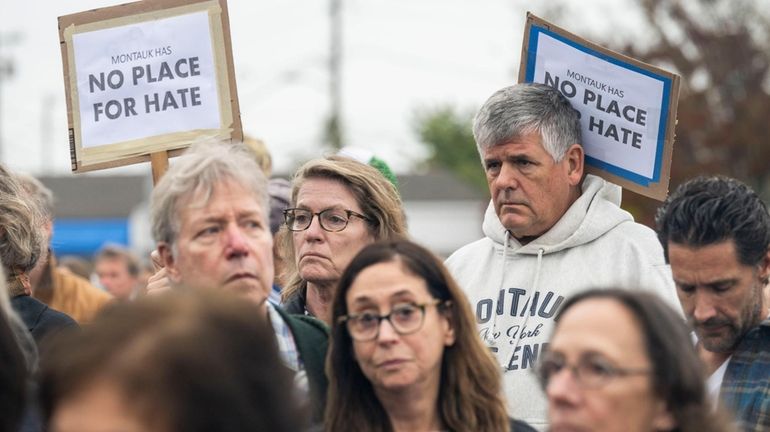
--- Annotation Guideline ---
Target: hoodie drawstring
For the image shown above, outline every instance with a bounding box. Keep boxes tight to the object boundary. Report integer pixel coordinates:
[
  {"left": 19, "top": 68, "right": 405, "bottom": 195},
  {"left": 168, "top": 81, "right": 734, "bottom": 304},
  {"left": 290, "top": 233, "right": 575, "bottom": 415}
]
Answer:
[
  {"left": 486, "top": 231, "right": 510, "bottom": 346},
  {"left": 503, "top": 247, "right": 544, "bottom": 371}
]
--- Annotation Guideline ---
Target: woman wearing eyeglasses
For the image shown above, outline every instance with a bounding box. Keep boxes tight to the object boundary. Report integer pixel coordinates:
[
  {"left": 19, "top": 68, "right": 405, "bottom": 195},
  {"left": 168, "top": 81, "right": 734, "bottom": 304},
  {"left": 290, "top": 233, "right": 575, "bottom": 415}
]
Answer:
[
  {"left": 325, "top": 239, "right": 535, "bottom": 432},
  {"left": 278, "top": 156, "right": 407, "bottom": 324},
  {"left": 540, "top": 288, "right": 734, "bottom": 432}
]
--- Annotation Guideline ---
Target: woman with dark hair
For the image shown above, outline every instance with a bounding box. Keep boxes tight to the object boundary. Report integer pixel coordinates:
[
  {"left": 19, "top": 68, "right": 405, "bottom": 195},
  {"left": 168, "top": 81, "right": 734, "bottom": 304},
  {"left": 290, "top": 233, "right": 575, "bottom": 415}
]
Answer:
[
  {"left": 39, "top": 290, "right": 305, "bottom": 432},
  {"left": 325, "top": 239, "right": 534, "bottom": 432},
  {"left": 540, "top": 288, "right": 734, "bottom": 432}
]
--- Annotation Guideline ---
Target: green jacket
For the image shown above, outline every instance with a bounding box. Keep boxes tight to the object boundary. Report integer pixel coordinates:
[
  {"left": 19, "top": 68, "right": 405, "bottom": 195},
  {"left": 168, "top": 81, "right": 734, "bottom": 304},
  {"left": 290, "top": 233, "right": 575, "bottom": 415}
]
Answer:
[{"left": 275, "top": 306, "right": 329, "bottom": 423}]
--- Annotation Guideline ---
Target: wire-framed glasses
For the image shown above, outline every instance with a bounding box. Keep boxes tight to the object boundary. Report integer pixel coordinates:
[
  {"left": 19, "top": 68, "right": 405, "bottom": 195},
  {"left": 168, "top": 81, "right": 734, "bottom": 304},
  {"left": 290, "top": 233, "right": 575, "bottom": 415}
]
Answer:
[
  {"left": 283, "top": 208, "right": 369, "bottom": 232},
  {"left": 536, "top": 352, "right": 651, "bottom": 389},
  {"left": 338, "top": 299, "right": 450, "bottom": 341}
]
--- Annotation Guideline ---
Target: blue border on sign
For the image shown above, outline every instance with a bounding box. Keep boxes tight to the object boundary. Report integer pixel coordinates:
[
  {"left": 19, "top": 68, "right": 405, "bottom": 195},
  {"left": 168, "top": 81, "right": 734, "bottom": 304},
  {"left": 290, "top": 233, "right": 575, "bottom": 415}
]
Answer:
[{"left": 524, "top": 24, "right": 671, "bottom": 186}]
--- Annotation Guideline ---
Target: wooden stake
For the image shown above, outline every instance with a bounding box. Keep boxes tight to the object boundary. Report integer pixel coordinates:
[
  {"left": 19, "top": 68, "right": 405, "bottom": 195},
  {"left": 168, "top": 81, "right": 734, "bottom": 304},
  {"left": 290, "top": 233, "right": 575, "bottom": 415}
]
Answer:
[{"left": 150, "top": 151, "right": 169, "bottom": 185}]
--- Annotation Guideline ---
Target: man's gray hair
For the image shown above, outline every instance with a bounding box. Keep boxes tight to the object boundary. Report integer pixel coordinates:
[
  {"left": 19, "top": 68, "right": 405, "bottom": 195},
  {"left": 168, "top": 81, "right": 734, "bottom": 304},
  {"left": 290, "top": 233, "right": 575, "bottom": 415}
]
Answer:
[
  {"left": 473, "top": 83, "right": 582, "bottom": 162},
  {"left": 151, "top": 140, "right": 269, "bottom": 246},
  {"left": 15, "top": 173, "right": 55, "bottom": 222},
  {"left": 0, "top": 165, "right": 42, "bottom": 275}
]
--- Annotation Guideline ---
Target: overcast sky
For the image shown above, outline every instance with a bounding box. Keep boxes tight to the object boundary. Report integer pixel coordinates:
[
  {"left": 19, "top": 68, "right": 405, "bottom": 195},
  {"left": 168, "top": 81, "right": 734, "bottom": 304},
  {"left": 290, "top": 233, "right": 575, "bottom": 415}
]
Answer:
[{"left": 0, "top": 0, "right": 642, "bottom": 177}]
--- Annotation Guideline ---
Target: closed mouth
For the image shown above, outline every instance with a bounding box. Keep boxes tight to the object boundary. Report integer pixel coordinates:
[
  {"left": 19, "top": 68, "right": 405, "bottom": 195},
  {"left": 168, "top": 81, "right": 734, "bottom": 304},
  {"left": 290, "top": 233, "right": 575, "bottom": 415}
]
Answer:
[
  {"left": 301, "top": 252, "right": 328, "bottom": 260},
  {"left": 699, "top": 324, "right": 727, "bottom": 334},
  {"left": 697, "top": 320, "right": 730, "bottom": 332},
  {"left": 226, "top": 273, "right": 258, "bottom": 283},
  {"left": 550, "top": 423, "right": 586, "bottom": 432},
  {"left": 378, "top": 359, "right": 407, "bottom": 368}
]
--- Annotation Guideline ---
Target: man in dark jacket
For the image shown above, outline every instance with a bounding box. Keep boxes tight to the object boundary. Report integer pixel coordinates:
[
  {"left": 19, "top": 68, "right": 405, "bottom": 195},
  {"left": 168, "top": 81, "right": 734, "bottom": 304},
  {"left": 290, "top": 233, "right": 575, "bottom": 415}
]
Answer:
[
  {"left": 0, "top": 166, "right": 78, "bottom": 347},
  {"left": 150, "top": 141, "right": 328, "bottom": 422}
]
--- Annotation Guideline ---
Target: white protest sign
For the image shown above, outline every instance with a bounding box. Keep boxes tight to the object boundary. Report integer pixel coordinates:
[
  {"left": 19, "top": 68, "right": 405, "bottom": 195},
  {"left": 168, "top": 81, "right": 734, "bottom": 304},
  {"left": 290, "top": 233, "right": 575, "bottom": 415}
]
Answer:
[
  {"left": 59, "top": 0, "right": 242, "bottom": 173},
  {"left": 520, "top": 13, "right": 679, "bottom": 200},
  {"left": 73, "top": 11, "right": 220, "bottom": 149}
]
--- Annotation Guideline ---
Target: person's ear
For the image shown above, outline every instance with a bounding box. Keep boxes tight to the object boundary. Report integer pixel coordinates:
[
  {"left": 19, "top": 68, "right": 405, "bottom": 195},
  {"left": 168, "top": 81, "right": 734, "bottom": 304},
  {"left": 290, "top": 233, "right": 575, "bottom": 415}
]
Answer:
[
  {"left": 157, "top": 243, "right": 181, "bottom": 283},
  {"left": 758, "top": 249, "right": 770, "bottom": 285},
  {"left": 17, "top": 272, "right": 31, "bottom": 295},
  {"left": 564, "top": 144, "right": 584, "bottom": 186},
  {"left": 651, "top": 399, "right": 675, "bottom": 431},
  {"left": 441, "top": 304, "right": 456, "bottom": 347}
]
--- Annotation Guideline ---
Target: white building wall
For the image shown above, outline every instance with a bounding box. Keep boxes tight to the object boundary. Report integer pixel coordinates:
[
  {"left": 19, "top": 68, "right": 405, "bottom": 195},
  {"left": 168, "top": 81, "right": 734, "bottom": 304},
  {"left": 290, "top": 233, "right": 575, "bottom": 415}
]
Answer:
[{"left": 403, "top": 200, "right": 487, "bottom": 258}]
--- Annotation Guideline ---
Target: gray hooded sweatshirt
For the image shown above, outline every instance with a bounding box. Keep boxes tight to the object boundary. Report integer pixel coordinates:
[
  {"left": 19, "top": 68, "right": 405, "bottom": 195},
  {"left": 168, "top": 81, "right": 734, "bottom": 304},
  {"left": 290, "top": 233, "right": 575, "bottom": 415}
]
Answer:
[{"left": 445, "top": 174, "right": 680, "bottom": 430}]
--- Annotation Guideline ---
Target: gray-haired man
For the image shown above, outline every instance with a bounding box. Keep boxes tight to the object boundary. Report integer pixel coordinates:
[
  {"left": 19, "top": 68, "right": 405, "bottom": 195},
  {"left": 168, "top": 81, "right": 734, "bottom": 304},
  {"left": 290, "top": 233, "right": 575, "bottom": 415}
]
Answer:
[
  {"left": 150, "top": 141, "right": 327, "bottom": 422},
  {"left": 445, "top": 83, "right": 678, "bottom": 428}
]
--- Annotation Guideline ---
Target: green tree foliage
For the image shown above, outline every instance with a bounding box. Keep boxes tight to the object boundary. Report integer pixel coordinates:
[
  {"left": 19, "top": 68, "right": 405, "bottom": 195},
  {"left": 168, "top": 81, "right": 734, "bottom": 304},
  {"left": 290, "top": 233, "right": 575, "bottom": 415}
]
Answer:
[{"left": 412, "top": 106, "right": 488, "bottom": 193}]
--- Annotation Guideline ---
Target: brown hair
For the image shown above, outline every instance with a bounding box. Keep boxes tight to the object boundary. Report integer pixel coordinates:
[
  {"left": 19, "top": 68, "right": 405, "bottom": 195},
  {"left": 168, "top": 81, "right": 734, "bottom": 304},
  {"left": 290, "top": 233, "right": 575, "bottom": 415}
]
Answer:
[
  {"left": 279, "top": 156, "right": 407, "bottom": 300},
  {"left": 554, "top": 289, "right": 735, "bottom": 432},
  {"left": 94, "top": 244, "right": 141, "bottom": 277},
  {"left": 324, "top": 240, "right": 509, "bottom": 432},
  {"left": 40, "top": 290, "right": 305, "bottom": 432}
]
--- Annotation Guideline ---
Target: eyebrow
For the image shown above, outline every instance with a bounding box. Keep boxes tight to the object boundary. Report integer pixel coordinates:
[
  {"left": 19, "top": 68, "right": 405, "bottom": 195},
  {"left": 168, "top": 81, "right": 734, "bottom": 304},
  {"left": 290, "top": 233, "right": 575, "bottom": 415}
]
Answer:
[
  {"left": 483, "top": 150, "right": 533, "bottom": 163},
  {"left": 349, "top": 289, "right": 416, "bottom": 305},
  {"left": 295, "top": 204, "right": 349, "bottom": 212},
  {"left": 673, "top": 277, "right": 739, "bottom": 289},
  {"left": 191, "top": 210, "right": 263, "bottom": 225}
]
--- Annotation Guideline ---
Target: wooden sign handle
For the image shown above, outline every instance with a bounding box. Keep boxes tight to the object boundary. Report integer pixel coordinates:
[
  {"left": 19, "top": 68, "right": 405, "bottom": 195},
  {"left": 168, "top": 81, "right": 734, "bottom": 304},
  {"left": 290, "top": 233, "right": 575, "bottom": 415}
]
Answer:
[{"left": 150, "top": 151, "right": 169, "bottom": 185}]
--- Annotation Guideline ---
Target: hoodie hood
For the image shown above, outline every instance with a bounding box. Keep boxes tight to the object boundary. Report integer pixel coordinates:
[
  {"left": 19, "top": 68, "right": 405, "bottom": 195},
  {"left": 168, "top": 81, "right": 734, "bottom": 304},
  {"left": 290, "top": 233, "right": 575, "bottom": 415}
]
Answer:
[{"left": 482, "top": 174, "right": 631, "bottom": 255}]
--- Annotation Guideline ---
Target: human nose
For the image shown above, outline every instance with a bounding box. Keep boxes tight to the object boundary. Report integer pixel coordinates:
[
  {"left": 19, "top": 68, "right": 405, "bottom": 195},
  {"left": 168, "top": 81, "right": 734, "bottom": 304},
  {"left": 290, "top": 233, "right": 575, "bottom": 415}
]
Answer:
[
  {"left": 302, "top": 213, "right": 325, "bottom": 239},
  {"left": 375, "top": 316, "right": 399, "bottom": 343},
  {"left": 495, "top": 162, "right": 520, "bottom": 191},
  {"left": 224, "top": 224, "right": 250, "bottom": 257},
  {"left": 691, "top": 291, "right": 718, "bottom": 323},
  {"left": 545, "top": 366, "right": 581, "bottom": 405}
]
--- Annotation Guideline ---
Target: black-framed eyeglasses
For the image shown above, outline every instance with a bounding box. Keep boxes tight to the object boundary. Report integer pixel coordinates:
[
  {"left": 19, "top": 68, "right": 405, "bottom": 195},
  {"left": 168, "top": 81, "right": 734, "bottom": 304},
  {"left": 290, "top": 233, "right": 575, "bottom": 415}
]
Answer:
[
  {"left": 536, "top": 352, "right": 651, "bottom": 389},
  {"left": 283, "top": 208, "right": 370, "bottom": 232},
  {"left": 338, "top": 299, "right": 451, "bottom": 341}
]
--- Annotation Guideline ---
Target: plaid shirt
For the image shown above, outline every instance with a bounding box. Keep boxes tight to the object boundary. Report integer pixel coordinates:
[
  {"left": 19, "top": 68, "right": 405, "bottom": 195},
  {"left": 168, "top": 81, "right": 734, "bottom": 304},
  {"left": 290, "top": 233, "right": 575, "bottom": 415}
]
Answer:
[
  {"left": 721, "top": 318, "right": 770, "bottom": 432},
  {"left": 266, "top": 302, "right": 308, "bottom": 394}
]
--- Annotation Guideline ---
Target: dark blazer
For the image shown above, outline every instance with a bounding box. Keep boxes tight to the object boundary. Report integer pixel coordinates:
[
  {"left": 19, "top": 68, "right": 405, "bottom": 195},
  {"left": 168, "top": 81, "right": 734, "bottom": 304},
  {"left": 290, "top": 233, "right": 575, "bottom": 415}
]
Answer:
[{"left": 11, "top": 295, "right": 79, "bottom": 345}]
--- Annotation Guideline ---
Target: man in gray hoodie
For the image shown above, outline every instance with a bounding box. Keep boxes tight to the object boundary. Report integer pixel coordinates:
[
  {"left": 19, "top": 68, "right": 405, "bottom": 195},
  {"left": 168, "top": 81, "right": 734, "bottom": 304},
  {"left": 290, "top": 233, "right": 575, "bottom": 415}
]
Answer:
[{"left": 445, "top": 83, "right": 679, "bottom": 429}]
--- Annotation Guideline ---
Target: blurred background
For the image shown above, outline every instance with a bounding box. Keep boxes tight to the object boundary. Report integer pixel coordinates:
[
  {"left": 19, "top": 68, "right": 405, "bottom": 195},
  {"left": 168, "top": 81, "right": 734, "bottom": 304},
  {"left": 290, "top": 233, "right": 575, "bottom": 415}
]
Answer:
[{"left": 1, "top": 0, "right": 768, "bottom": 260}]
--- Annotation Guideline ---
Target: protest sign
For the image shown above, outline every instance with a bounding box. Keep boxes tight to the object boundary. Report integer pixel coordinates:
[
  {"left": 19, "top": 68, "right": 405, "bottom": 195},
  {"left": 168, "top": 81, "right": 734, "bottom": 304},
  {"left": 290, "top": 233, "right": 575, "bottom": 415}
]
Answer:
[
  {"left": 59, "top": 0, "right": 242, "bottom": 174},
  {"left": 520, "top": 13, "right": 679, "bottom": 200}
]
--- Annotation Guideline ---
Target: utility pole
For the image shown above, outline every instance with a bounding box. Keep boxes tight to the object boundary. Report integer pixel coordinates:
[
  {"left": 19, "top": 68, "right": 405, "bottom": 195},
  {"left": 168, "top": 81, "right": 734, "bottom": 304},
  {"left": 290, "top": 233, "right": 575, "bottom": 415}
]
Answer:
[
  {"left": 0, "top": 32, "right": 23, "bottom": 164},
  {"left": 324, "top": 0, "right": 344, "bottom": 150},
  {"left": 41, "top": 93, "right": 56, "bottom": 171}
]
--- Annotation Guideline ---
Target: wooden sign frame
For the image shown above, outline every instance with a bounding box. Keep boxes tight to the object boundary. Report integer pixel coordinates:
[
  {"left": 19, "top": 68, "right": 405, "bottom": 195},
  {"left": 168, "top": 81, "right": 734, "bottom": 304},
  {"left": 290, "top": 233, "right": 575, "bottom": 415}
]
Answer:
[
  {"left": 58, "top": 0, "right": 243, "bottom": 174},
  {"left": 519, "top": 13, "right": 679, "bottom": 201}
]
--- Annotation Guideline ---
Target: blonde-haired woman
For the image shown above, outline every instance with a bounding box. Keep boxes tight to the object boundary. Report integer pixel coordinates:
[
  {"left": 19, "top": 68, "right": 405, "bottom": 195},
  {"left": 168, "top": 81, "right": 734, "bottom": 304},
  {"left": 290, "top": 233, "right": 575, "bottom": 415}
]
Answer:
[{"left": 279, "top": 156, "right": 406, "bottom": 324}]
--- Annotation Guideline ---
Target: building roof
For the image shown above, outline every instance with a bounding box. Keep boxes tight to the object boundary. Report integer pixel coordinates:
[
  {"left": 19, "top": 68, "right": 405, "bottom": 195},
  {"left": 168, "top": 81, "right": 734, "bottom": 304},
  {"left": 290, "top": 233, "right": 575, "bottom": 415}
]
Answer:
[
  {"left": 38, "top": 175, "right": 149, "bottom": 218},
  {"left": 35, "top": 168, "right": 485, "bottom": 220},
  {"left": 396, "top": 170, "right": 487, "bottom": 201}
]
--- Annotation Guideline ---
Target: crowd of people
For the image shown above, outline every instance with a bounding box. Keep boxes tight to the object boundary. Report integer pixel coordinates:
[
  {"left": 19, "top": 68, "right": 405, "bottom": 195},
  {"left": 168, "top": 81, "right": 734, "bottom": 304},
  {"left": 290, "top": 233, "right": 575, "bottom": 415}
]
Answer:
[{"left": 0, "top": 82, "right": 767, "bottom": 432}]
